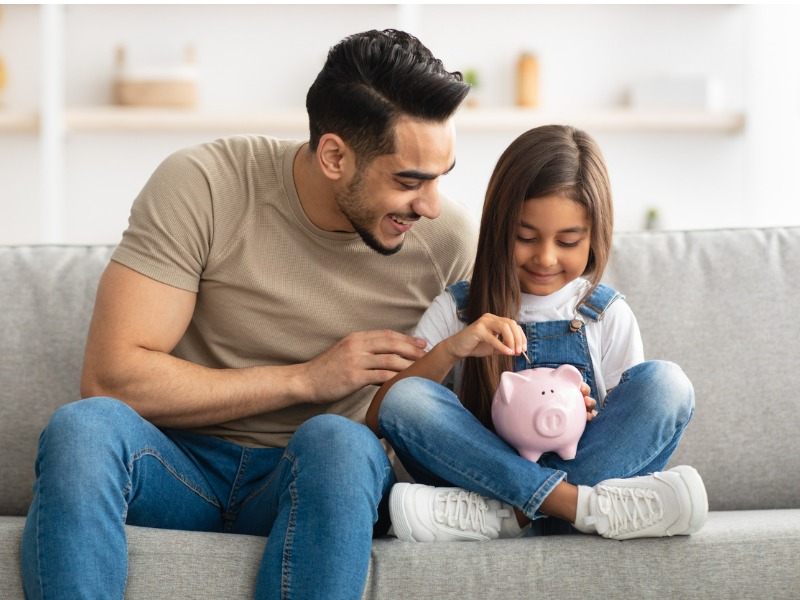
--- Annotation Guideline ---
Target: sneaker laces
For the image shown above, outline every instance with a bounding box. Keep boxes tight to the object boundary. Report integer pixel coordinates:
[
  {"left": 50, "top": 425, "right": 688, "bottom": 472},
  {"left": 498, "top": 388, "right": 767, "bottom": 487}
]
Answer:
[
  {"left": 594, "top": 485, "right": 664, "bottom": 536},
  {"left": 433, "top": 489, "right": 489, "bottom": 534}
]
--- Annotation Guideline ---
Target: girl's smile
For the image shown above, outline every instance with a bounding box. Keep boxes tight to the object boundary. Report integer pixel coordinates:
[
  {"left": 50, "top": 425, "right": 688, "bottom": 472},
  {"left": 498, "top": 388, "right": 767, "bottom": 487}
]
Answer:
[{"left": 514, "top": 194, "right": 592, "bottom": 296}]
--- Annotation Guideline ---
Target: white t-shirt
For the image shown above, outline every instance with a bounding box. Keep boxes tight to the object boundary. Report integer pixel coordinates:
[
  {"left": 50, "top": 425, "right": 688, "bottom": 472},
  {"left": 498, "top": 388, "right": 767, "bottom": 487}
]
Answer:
[{"left": 413, "top": 278, "right": 644, "bottom": 402}]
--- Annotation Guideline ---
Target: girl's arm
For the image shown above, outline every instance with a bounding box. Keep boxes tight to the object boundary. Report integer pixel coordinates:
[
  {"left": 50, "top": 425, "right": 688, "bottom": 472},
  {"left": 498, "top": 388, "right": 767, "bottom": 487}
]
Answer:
[{"left": 366, "top": 313, "right": 526, "bottom": 436}]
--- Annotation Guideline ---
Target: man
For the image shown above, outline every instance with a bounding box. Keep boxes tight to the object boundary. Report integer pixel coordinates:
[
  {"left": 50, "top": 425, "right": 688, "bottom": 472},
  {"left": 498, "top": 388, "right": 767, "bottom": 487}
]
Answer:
[{"left": 21, "top": 29, "right": 476, "bottom": 599}]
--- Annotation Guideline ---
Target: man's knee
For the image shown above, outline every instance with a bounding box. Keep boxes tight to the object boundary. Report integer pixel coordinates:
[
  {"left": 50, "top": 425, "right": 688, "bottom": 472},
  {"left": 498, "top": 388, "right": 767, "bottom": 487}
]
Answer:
[
  {"left": 288, "top": 415, "right": 393, "bottom": 514},
  {"left": 39, "top": 397, "right": 138, "bottom": 467},
  {"left": 291, "top": 414, "right": 391, "bottom": 476},
  {"left": 46, "top": 396, "right": 135, "bottom": 437}
]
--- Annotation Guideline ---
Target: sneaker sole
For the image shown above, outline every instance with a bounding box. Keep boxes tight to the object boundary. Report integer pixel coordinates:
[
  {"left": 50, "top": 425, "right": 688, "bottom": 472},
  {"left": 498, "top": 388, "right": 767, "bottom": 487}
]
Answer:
[
  {"left": 389, "top": 483, "right": 416, "bottom": 542},
  {"left": 669, "top": 465, "right": 709, "bottom": 535}
]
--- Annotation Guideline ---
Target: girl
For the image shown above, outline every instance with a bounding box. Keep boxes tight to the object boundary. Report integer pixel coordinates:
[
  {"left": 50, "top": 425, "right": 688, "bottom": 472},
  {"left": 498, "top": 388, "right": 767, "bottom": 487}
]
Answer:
[{"left": 366, "top": 124, "right": 707, "bottom": 541}]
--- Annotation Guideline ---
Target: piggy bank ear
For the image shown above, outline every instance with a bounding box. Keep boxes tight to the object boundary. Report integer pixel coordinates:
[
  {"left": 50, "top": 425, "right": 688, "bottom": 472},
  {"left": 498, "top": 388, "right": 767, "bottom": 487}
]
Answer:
[
  {"left": 553, "top": 364, "right": 583, "bottom": 388},
  {"left": 497, "top": 371, "right": 526, "bottom": 405}
]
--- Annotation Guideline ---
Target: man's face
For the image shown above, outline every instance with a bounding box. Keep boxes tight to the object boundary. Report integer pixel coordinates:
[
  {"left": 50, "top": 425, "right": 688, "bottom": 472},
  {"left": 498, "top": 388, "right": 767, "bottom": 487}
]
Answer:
[{"left": 334, "top": 117, "right": 456, "bottom": 255}]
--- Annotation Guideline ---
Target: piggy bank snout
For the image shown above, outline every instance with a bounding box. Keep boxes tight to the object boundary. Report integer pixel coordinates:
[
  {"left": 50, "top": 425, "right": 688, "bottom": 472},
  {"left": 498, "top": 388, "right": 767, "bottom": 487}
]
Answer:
[{"left": 533, "top": 406, "right": 569, "bottom": 438}]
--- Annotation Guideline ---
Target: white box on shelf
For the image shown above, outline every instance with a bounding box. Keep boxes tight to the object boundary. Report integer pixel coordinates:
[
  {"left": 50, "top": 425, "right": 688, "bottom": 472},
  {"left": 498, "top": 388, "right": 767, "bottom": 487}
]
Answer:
[{"left": 629, "top": 76, "right": 725, "bottom": 111}]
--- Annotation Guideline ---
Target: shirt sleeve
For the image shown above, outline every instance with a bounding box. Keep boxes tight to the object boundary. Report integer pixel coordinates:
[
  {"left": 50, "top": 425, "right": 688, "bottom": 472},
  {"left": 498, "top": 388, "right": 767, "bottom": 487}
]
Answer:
[
  {"left": 412, "top": 289, "right": 466, "bottom": 391},
  {"left": 600, "top": 298, "right": 645, "bottom": 389},
  {"left": 111, "top": 147, "right": 215, "bottom": 292},
  {"left": 412, "top": 290, "right": 464, "bottom": 351}
]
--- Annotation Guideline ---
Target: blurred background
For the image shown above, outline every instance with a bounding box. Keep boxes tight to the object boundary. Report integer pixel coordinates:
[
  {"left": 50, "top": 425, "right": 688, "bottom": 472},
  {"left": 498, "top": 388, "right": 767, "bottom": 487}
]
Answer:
[{"left": 0, "top": 3, "right": 799, "bottom": 245}]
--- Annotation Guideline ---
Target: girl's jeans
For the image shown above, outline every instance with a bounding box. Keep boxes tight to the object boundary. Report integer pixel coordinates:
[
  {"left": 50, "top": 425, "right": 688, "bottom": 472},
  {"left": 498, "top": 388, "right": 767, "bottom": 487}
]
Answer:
[
  {"left": 378, "top": 360, "right": 695, "bottom": 526},
  {"left": 20, "top": 398, "right": 395, "bottom": 600}
]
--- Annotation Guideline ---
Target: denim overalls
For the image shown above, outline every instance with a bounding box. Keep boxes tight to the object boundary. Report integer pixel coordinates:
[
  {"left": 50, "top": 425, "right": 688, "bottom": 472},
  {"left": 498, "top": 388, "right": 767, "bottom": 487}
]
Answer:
[
  {"left": 446, "top": 280, "right": 622, "bottom": 401},
  {"left": 377, "top": 281, "right": 695, "bottom": 522}
]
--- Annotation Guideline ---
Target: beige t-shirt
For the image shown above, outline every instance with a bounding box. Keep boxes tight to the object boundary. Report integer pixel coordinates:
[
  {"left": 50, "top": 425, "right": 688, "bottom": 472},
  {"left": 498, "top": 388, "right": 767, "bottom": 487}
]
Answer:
[{"left": 112, "top": 135, "right": 477, "bottom": 448}]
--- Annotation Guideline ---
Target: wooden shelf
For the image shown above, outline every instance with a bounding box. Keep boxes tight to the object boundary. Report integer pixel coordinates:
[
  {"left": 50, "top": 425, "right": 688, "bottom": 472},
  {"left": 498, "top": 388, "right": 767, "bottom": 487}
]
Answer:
[
  {"left": 65, "top": 107, "right": 309, "bottom": 133},
  {"left": 1, "top": 106, "right": 746, "bottom": 135},
  {"left": 0, "top": 110, "right": 39, "bottom": 133},
  {"left": 456, "top": 107, "right": 746, "bottom": 133}
]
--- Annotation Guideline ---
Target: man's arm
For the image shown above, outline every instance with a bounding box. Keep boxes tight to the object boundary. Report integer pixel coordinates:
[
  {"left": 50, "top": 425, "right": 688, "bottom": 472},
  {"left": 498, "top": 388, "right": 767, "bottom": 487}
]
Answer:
[{"left": 81, "top": 261, "right": 427, "bottom": 428}]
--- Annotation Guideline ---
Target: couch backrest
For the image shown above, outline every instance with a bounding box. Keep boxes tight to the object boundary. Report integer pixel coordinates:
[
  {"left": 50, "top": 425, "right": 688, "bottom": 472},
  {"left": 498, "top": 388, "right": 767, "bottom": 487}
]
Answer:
[
  {"left": 0, "top": 245, "right": 115, "bottom": 515},
  {"left": 604, "top": 227, "right": 800, "bottom": 511},
  {"left": 1, "top": 229, "right": 799, "bottom": 515}
]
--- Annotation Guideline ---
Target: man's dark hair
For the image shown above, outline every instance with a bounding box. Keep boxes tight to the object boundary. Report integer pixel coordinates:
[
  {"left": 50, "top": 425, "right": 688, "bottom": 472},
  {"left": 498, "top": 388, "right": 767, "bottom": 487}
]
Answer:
[{"left": 306, "top": 29, "right": 470, "bottom": 166}]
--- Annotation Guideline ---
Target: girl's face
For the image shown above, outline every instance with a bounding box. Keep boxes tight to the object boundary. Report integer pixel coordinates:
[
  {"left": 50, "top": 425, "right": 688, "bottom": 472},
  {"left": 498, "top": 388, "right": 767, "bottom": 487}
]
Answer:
[{"left": 514, "top": 194, "right": 592, "bottom": 296}]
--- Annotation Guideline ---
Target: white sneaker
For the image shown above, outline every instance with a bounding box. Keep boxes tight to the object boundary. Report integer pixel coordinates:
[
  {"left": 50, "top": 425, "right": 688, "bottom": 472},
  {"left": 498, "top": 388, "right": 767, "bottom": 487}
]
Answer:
[
  {"left": 389, "top": 483, "right": 523, "bottom": 542},
  {"left": 582, "top": 465, "right": 708, "bottom": 540}
]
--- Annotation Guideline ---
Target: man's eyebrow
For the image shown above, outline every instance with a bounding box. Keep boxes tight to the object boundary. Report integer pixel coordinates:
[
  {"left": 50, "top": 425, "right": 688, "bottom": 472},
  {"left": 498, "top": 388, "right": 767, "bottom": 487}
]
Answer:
[{"left": 395, "top": 159, "right": 456, "bottom": 181}]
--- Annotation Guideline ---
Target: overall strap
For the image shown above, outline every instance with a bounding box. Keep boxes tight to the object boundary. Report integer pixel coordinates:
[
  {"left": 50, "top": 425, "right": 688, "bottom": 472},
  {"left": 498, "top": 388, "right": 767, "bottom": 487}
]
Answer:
[
  {"left": 446, "top": 280, "right": 471, "bottom": 323},
  {"left": 577, "top": 283, "right": 623, "bottom": 322}
]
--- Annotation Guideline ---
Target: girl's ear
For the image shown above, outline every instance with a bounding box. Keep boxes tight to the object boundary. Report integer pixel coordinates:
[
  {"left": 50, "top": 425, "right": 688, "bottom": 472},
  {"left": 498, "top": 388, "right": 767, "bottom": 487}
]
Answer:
[{"left": 317, "top": 134, "right": 352, "bottom": 182}]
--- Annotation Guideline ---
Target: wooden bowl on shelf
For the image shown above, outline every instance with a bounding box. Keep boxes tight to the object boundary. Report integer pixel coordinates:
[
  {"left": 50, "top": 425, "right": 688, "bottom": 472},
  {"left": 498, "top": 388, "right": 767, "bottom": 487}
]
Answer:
[{"left": 113, "top": 46, "right": 197, "bottom": 108}]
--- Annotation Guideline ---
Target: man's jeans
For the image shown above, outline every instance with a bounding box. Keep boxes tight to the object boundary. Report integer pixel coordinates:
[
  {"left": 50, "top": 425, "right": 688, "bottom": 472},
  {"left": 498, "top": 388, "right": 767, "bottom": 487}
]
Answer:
[
  {"left": 378, "top": 360, "right": 695, "bottom": 524},
  {"left": 20, "top": 398, "right": 395, "bottom": 600}
]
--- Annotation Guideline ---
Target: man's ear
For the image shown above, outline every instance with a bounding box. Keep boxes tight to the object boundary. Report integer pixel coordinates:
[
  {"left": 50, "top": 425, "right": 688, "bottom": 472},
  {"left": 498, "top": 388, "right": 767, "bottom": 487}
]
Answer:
[{"left": 317, "top": 134, "right": 353, "bottom": 182}]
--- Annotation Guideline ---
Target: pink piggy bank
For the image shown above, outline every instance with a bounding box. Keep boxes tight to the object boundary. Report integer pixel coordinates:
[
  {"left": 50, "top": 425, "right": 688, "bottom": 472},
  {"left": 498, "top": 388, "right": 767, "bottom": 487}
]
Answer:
[{"left": 492, "top": 365, "right": 586, "bottom": 462}]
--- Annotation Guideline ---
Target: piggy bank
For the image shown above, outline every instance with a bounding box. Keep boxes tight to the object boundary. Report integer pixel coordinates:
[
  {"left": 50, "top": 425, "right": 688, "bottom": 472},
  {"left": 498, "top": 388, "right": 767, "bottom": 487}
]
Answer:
[{"left": 492, "top": 365, "right": 586, "bottom": 462}]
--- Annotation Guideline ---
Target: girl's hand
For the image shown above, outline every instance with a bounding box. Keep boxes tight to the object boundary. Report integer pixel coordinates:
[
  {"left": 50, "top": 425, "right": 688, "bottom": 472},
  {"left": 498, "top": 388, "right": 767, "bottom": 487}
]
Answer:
[
  {"left": 581, "top": 381, "right": 598, "bottom": 421},
  {"left": 444, "top": 313, "right": 527, "bottom": 361}
]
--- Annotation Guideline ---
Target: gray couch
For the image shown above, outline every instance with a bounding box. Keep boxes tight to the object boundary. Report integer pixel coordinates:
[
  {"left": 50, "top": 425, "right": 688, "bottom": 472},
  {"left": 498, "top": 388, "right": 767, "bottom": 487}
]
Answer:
[{"left": 1, "top": 227, "right": 799, "bottom": 599}]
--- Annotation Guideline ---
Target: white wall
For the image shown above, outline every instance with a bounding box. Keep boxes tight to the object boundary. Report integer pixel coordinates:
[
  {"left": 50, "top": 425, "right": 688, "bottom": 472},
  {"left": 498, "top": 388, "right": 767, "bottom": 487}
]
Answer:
[
  {"left": 743, "top": 4, "right": 800, "bottom": 228},
  {"left": 416, "top": 3, "right": 751, "bottom": 232},
  {"left": 1, "top": 4, "right": 799, "bottom": 245}
]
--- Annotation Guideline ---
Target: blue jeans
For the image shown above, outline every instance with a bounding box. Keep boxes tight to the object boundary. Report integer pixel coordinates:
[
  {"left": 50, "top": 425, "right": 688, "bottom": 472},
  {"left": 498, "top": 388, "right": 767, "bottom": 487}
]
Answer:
[
  {"left": 21, "top": 398, "right": 395, "bottom": 600},
  {"left": 378, "top": 360, "right": 694, "bottom": 524}
]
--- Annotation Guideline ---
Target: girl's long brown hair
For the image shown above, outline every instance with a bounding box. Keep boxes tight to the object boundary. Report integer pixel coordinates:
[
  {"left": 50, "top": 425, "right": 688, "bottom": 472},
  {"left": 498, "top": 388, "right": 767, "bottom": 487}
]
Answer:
[{"left": 460, "top": 125, "right": 614, "bottom": 428}]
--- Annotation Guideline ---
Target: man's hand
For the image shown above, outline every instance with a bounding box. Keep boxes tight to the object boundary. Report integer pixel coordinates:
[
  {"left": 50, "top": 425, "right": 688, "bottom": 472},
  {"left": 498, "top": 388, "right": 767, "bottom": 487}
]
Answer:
[{"left": 301, "top": 330, "right": 427, "bottom": 404}]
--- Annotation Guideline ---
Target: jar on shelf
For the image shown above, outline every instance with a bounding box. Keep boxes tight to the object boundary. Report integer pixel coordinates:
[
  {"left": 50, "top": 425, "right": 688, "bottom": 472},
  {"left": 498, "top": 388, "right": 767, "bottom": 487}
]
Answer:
[
  {"left": 0, "top": 57, "right": 7, "bottom": 108},
  {"left": 516, "top": 52, "right": 539, "bottom": 108}
]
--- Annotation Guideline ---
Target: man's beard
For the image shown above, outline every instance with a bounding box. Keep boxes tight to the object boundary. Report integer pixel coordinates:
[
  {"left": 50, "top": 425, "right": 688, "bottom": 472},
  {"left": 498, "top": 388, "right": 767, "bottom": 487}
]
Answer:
[{"left": 334, "top": 171, "right": 405, "bottom": 257}]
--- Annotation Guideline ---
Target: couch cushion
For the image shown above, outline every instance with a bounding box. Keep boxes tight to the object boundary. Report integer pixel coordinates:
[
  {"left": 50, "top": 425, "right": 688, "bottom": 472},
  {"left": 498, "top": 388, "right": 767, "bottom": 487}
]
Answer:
[
  {"left": 2, "top": 228, "right": 799, "bottom": 516},
  {"left": 604, "top": 227, "right": 800, "bottom": 510},
  {"left": 0, "top": 246, "right": 114, "bottom": 515},
  {"left": 367, "top": 510, "right": 800, "bottom": 598},
  {"left": 2, "top": 512, "right": 799, "bottom": 599}
]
